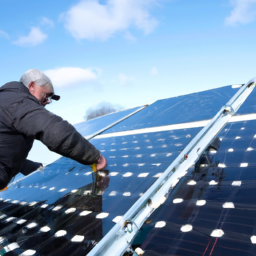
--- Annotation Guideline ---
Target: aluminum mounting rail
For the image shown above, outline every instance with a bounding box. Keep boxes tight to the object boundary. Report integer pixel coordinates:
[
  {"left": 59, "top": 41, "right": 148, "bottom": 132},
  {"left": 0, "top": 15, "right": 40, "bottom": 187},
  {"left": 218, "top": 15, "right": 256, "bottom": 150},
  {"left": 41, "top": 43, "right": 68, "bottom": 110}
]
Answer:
[
  {"left": 85, "top": 105, "right": 148, "bottom": 141},
  {"left": 87, "top": 77, "right": 256, "bottom": 256}
]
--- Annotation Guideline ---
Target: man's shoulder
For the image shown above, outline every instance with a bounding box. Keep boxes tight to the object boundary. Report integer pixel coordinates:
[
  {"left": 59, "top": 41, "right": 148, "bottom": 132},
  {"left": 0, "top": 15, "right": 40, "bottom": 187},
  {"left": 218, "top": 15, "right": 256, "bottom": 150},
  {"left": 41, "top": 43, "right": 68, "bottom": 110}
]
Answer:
[
  {"left": 0, "top": 81, "right": 42, "bottom": 113},
  {"left": 1, "top": 81, "right": 40, "bottom": 105},
  {"left": 1, "top": 81, "right": 28, "bottom": 92},
  {"left": 1, "top": 81, "right": 22, "bottom": 88},
  {"left": 0, "top": 82, "right": 27, "bottom": 106}
]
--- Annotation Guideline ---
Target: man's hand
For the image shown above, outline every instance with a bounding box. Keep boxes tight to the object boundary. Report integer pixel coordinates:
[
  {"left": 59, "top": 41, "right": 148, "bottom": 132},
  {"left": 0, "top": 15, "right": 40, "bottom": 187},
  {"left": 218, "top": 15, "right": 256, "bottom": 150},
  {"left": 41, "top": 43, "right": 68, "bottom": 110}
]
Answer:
[
  {"left": 39, "top": 164, "right": 44, "bottom": 174},
  {"left": 96, "top": 155, "right": 107, "bottom": 171},
  {"left": 91, "top": 155, "right": 107, "bottom": 172}
]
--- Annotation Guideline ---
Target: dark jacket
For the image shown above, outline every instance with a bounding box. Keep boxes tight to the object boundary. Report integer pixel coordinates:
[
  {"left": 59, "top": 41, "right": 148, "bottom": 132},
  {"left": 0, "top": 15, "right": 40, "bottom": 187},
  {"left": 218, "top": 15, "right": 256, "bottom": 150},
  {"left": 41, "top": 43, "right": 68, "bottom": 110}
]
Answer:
[{"left": 0, "top": 81, "right": 100, "bottom": 177}]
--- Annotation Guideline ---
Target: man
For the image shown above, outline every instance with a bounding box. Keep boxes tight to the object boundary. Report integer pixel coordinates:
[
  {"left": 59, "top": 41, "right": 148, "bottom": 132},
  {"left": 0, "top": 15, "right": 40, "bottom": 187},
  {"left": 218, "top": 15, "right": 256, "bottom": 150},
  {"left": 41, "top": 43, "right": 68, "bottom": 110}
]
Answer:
[{"left": 0, "top": 69, "right": 107, "bottom": 190}]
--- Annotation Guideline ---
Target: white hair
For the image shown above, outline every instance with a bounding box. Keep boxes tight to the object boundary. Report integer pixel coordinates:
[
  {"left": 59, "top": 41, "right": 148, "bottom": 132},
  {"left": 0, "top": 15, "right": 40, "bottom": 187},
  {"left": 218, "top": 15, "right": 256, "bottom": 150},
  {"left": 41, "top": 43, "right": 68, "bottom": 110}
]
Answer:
[{"left": 20, "top": 69, "right": 53, "bottom": 90}]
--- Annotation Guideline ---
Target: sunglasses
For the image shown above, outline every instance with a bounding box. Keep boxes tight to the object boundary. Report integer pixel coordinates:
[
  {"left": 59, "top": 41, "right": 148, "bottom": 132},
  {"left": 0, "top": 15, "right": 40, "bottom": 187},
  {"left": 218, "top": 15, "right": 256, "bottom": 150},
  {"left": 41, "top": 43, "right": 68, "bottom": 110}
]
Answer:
[{"left": 41, "top": 92, "right": 60, "bottom": 104}]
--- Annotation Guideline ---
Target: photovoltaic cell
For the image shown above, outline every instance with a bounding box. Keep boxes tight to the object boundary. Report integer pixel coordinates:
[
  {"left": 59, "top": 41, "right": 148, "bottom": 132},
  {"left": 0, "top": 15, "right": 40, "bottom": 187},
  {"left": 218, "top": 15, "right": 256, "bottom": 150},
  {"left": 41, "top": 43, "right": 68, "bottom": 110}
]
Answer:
[{"left": 103, "top": 86, "right": 239, "bottom": 133}]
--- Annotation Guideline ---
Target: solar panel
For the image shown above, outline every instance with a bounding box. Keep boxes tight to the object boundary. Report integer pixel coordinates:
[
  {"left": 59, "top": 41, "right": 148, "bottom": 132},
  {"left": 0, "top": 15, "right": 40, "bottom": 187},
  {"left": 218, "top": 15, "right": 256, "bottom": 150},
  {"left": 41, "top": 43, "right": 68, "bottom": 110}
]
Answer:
[
  {"left": 74, "top": 106, "right": 142, "bottom": 137},
  {"left": 0, "top": 82, "right": 256, "bottom": 255},
  {"left": 139, "top": 119, "right": 256, "bottom": 256},
  {"left": 103, "top": 86, "right": 240, "bottom": 133},
  {"left": 237, "top": 87, "right": 256, "bottom": 114}
]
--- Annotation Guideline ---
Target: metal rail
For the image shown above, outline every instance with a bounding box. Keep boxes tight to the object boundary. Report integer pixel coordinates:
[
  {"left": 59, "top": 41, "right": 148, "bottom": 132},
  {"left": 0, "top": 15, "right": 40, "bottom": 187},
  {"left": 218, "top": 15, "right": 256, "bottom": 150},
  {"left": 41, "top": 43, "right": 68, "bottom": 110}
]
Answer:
[
  {"left": 87, "top": 77, "right": 256, "bottom": 256},
  {"left": 85, "top": 105, "right": 148, "bottom": 141}
]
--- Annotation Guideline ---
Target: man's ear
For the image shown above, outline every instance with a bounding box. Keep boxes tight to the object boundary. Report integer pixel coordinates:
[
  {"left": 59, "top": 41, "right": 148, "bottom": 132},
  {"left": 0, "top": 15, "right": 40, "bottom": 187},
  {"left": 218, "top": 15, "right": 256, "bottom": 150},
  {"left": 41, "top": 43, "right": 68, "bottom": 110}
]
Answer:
[{"left": 28, "top": 82, "right": 35, "bottom": 94}]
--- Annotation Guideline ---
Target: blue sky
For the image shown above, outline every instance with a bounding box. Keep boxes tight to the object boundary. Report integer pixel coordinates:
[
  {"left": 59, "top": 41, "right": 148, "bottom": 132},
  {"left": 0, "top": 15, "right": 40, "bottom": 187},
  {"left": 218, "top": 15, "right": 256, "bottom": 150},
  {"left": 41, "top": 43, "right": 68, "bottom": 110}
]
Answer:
[{"left": 1, "top": 0, "right": 256, "bottom": 164}]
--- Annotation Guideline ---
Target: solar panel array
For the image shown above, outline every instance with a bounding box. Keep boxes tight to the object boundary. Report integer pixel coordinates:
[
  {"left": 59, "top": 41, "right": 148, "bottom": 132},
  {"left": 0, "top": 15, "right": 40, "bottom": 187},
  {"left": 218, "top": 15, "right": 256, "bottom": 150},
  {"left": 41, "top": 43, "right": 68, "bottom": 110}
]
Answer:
[{"left": 0, "top": 84, "right": 256, "bottom": 255}]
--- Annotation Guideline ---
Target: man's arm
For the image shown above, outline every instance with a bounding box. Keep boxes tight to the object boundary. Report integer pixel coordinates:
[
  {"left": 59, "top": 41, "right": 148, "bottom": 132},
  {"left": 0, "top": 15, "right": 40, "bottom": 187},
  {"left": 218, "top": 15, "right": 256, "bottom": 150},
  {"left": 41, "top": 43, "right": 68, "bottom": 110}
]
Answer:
[
  {"left": 20, "top": 159, "right": 41, "bottom": 176},
  {"left": 15, "top": 107, "right": 101, "bottom": 165}
]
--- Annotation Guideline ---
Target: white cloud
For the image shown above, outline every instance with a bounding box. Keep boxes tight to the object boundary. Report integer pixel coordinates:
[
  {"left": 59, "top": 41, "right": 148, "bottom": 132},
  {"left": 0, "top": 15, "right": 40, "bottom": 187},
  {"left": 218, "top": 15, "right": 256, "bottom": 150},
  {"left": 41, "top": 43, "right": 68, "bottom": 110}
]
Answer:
[
  {"left": 13, "top": 27, "right": 47, "bottom": 47},
  {"left": 0, "top": 29, "right": 9, "bottom": 39},
  {"left": 151, "top": 67, "right": 158, "bottom": 76},
  {"left": 124, "top": 31, "right": 136, "bottom": 42},
  {"left": 62, "top": 0, "right": 159, "bottom": 40},
  {"left": 118, "top": 73, "right": 135, "bottom": 86},
  {"left": 225, "top": 0, "right": 256, "bottom": 26},
  {"left": 44, "top": 67, "right": 98, "bottom": 88},
  {"left": 41, "top": 17, "right": 55, "bottom": 27}
]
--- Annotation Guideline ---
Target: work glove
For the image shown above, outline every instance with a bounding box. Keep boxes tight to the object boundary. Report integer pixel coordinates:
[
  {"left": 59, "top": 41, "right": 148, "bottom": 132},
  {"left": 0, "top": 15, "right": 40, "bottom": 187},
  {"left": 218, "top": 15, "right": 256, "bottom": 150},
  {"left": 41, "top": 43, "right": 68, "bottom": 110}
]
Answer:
[{"left": 91, "top": 155, "right": 107, "bottom": 172}]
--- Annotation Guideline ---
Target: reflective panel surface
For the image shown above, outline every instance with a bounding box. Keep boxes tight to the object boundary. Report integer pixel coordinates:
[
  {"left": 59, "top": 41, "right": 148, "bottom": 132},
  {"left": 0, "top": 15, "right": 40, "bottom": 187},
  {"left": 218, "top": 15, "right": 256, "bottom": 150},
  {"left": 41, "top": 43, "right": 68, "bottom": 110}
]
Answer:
[
  {"left": 0, "top": 127, "right": 201, "bottom": 255},
  {"left": 0, "top": 84, "right": 256, "bottom": 256},
  {"left": 237, "top": 88, "right": 256, "bottom": 114},
  {"left": 138, "top": 120, "right": 256, "bottom": 256},
  {"left": 74, "top": 106, "right": 142, "bottom": 137},
  {"left": 103, "top": 86, "right": 240, "bottom": 133}
]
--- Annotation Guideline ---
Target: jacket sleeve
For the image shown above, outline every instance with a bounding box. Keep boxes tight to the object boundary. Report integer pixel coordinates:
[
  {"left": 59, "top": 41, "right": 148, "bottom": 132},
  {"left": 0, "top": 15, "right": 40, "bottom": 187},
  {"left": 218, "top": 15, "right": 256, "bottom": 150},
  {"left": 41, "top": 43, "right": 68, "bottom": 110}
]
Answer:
[
  {"left": 20, "top": 159, "right": 41, "bottom": 176},
  {"left": 14, "top": 104, "right": 101, "bottom": 165}
]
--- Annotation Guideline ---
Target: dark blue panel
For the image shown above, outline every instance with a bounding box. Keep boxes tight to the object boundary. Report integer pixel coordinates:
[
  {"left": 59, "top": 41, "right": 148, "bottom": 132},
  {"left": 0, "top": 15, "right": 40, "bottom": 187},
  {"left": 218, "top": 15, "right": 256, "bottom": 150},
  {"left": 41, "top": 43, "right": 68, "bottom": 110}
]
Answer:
[
  {"left": 74, "top": 106, "right": 142, "bottom": 137},
  {"left": 237, "top": 86, "right": 256, "bottom": 114},
  {"left": 103, "top": 86, "right": 239, "bottom": 133},
  {"left": 0, "top": 127, "right": 201, "bottom": 255},
  {"left": 1, "top": 85, "right": 256, "bottom": 256},
  {"left": 138, "top": 119, "right": 256, "bottom": 256}
]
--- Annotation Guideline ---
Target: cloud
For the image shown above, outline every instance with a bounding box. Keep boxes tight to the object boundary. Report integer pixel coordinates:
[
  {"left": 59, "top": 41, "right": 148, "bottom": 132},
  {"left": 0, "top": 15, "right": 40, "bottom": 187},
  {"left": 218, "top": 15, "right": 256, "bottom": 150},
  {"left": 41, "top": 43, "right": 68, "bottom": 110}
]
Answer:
[
  {"left": 44, "top": 67, "right": 98, "bottom": 88},
  {"left": 13, "top": 27, "right": 47, "bottom": 47},
  {"left": 225, "top": 0, "right": 256, "bottom": 26},
  {"left": 0, "top": 29, "right": 9, "bottom": 39},
  {"left": 61, "top": 0, "right": 159, "bottom": 40},
  {"left": 41, "top": 17, "right": 55, "bottom": 28},
  {"left": 151, "top": 67, "right": 158, "bottom": 76},
  {"left": 118, "top": 73, "right": 135, "bottom": 86},
  {"left": 124, "top": 31, "right": 136, "bottom": 42}
]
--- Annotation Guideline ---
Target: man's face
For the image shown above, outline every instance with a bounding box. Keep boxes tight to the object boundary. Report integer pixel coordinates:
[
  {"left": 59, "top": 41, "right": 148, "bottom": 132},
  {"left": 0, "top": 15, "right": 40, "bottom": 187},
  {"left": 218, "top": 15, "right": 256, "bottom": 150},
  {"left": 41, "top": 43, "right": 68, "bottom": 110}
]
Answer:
[{"left": 28, "top": 82, "right": 54, "bottom": 107}]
